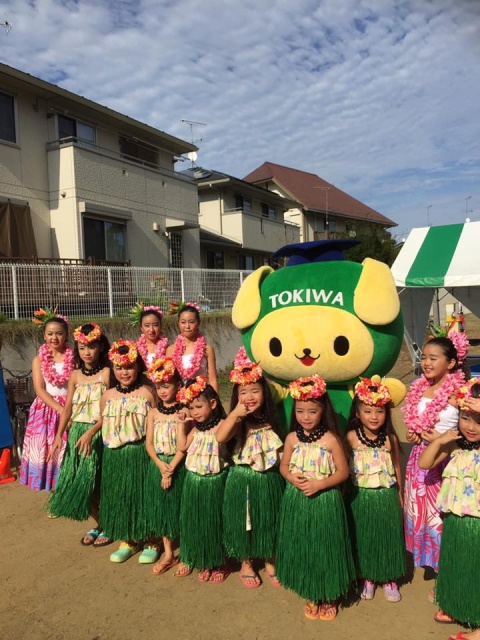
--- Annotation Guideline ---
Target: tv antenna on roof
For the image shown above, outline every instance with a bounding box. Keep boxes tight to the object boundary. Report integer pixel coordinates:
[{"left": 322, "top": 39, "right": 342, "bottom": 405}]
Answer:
[
  {"left": 180, "top": 119, "right": 206, "bottom": 145},
  {"left": 1, "top": 14, "right": 13, "bottom": 34}
]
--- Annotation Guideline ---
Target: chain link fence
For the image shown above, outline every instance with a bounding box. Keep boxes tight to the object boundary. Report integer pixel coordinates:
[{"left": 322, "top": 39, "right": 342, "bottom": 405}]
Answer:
[{"left": 0, "top": 264, "right": 252, "bottom": 320}]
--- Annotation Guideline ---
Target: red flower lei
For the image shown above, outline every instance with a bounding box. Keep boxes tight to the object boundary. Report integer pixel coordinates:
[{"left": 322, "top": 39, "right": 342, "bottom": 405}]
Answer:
[
  {"left": 172, "top": 333, "right": 206, "bottom": 379},
  {"left": 39, "top": 343, "right": 75, "bottom": 386},
  {"left": 402, "top": 369, "right": 465, "bottom": 433},
  {"left": 136, "top": 334, "right": 168, "bottom": 365}
]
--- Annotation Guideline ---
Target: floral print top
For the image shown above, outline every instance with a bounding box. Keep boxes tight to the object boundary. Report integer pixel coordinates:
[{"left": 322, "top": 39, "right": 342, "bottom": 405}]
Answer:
[
  {"left": 153, "top": 415, "right": 179, "bottom": 456},
  {"left": 102, "top": 396, "right": 151, "bottom": 449},
  {"left": 350, "top": 446, "right": 397, "bottom": 489},
  {"left": 437, "top": 449, "right": 480, "bottom": 518},
  {"left": 185, "top": 429, "right": 228, "bottom": 476},
  {"left": 289, "top": 442, "right": 335, "bottom": 480},
  {"left": 70, "top": 381, "right": 107, "bottom": 424},
  {"left": 232, "top": 426, "right": 283, "bottom": 472}
]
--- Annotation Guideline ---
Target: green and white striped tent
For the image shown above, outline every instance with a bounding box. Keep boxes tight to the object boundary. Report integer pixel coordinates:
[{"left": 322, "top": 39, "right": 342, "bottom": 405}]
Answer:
[{"left": 391, "top": 222, "right": 480, "bottom": 357}]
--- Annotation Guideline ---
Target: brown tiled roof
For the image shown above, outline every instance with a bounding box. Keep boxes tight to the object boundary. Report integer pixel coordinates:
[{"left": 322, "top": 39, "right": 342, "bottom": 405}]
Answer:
[{"left": 243, "top": 162, "right": 396, "bottom": 227}]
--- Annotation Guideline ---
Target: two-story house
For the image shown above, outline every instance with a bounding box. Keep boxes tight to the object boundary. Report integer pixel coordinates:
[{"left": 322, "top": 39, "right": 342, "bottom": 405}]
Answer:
[
  {"left": 244, "top": 162, "right": 396, "bottom": 241},
  {"left": 0, "top": 63, "right": 200, "bottom": 268},
  {"left": 183, "top": 167, "right": 300, "bottom": 270}
]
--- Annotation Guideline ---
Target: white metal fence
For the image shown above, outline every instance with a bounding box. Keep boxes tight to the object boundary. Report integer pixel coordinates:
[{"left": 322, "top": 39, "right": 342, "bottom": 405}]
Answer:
[{"left": 0, "top": 264, "right": 252, "bottom": 320}]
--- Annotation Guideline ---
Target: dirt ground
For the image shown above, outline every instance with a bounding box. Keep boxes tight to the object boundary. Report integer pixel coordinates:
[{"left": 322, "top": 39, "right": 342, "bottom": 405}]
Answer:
[{"left": 3, "top": 323, "right": 477, "bottom": 640}]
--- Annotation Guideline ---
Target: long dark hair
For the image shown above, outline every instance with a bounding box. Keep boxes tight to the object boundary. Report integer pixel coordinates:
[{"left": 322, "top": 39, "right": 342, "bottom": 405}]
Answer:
[
  {"left": 289, "top": 392, "right": 339, "bottom": 436},
  {"left": 73, "top": 323, "right": 110, "bottom": 368},
  {"left": 424, "top": 336, "right": 470, "bottom": 377},
  {"left": 230, "top": 377, "right": 282, "bottom": 442},
  {"left": 184, "top": 379, "right": 226, "bottom": 420}
]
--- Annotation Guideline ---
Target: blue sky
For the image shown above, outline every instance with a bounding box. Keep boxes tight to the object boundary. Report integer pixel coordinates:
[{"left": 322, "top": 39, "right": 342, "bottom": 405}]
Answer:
[{"left": 1, "top": 0, "right": 479, "bottom": 239}]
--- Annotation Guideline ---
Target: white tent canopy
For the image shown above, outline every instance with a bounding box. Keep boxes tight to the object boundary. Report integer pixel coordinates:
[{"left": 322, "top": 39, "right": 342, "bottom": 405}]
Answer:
[{"left": 391, "top": 222, "right": 480, "bottom": 361}]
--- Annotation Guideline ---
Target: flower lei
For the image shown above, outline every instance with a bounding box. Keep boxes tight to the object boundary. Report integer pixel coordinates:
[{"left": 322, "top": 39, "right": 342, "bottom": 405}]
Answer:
[
  {"left": 146, "top": 357, "right": 176, "bottom": 384},
  {"left": 136, "top": 334, "right": 168, "bottom": 365},
  {"left": 289, "top": 375, "right": 327, "bottom": 401},
  {"left": 39, "top": 343, "right": 75, "bottom": 386},
  {"left": 176, "top": 375, "right": 208, "bottom": 405},
  {"left": 455, "top": 377, "right": 480, "bottom": 410},
  {"left": 402, "top": 369, "right": 466, "bottom": 433},
  {"left": 108, "top": 339, "right": 139, "bottom": 367},
  {"left": 73, "top": 322, "right": 102, "bottom": 345},
  {"left": 172, "top": 333, "right": 207, "bottom": 379},
  {"left": 355, "top": 378, "right": 391, "bottom": 406}
]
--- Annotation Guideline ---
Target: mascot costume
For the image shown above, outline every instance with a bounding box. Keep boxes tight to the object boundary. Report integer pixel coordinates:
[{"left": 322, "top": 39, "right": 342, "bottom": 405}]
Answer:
[{"left": 232, "top": 240, "right": 405, "bottom": 431}]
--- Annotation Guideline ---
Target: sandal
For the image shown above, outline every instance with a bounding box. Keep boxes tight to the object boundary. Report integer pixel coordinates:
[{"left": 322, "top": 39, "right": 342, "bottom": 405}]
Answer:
[
  {"left": 198, "top": 568, "right": 212, "bottom": 583},
  {"left": 152, "top": 557, "right": 179, "bottom": 576},
  {"left": 434, "top": 609, "right": 456, "bottom": 624},
  {"left": 318, "top": 603, "right": 337, "bottom": 621},
  {"left": 93, "top": 533, "right": 113, "bottom": 548},
  {"left": 239, "top": 573, "right": 261, "bottom": 589},
  {"left": 109, "top": 542, "right": 141, "bottom": 563},
  {"left": 174, "top": 563, "right": 192, "bottom": 578},
  {"left": 304, "top": 601, "right": 320, "bottom": 620},
  {"left": 210, "top": 566, "right": 230, "bottom": 583},
  {"left": 81, "top": 528, "right": 100, "bottom": 546}
]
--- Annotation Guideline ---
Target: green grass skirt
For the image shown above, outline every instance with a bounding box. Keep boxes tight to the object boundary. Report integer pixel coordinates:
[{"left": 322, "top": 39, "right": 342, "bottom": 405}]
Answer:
[
  {"left": 347, "top": 484, "right": 406, "bottom": 583},
  {"left": 276, "top": 483, "right": 355, "bottom": 602},
  {"left": 145, "top": 454, "right": 186, "bottom": 539},
  {"left": 223, "top": 464, "right": 284, "bottom": 561},
  {"left": 99, "top": 439, "right": 149, "bottom": 541},
  {"left": 436, "top": 513, "right": 480, "bottom": 627},
  {"left": 47, "top": 422, "right": 102, "bottom": 521},
  {"left": 180, "top": 469, "right": 228, "bottom": 570}
]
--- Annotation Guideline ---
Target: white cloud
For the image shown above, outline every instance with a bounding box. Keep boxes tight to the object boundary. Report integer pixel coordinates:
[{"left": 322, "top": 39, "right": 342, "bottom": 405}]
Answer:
[{"left": 1, "top": 0, "right": 479, "bottom": 234}]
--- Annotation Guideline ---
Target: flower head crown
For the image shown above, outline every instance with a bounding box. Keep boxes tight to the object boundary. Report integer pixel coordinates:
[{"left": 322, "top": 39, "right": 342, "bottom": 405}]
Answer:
[
  {"left": 355, "top": 377, "right": 391, "bottom": 406},
  {"left": 289, "top": 375, "right": 327, "bottom": 401},
  {"left": 108, "top": 339, "right": 139, "bottom": 367},
  {"left": 455, "top": 377, "right": 480, "bottom": 410},
  {"left": 73, "top": 322, "right": 102, "bottom": 345},
  {"left": 32, "top": 306, "right": 69, "bottom": 327},
  {"left": 176, "top": 375, "right": 208, "bottom": 404},
  {"left": 146, "top": 357, "right": 176, "bottom": 384},
  {"left": 128, "top": 302, "right": 163, "bottom": 327},
  {"left": 229, "top": 347, "right": 263, "bottom": 385}
]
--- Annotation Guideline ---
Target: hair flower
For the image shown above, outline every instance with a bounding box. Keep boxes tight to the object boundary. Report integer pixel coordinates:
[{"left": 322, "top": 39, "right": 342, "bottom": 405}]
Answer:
[
  {"left": 176, "top": 375, "right": 208, "bottom": 404},
  {"left": 128, "top": 302, "right": 163, "bottom": 327},
  {"left": 355, "top": 378, "right": 391, "bottom": 406},
  {"left": 32, "top": 306, "right": 69, "bottom": 326},
  {"left": 229, "top": 363, "right": 263, "bottom": 385},
  {"left": 289, "top": 375, "right": 327, "bottom": 401},
  {"left": 455, "top": 378, "right": 480, "bottom": 410},
  {"left": 108, "top": 339, "right": 139, "bottom": 367},
  {"left": 73, "top": 322, "right": 102, "bottom": 345},
  {"left": 146, "top": 357, "right": 176, "bottom": 384}
]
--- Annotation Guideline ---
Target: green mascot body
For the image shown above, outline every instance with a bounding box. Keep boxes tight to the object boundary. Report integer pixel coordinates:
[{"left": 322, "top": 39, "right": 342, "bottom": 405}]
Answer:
[{"left": 232, "top": 241, "right": 404, "bottom": 432}]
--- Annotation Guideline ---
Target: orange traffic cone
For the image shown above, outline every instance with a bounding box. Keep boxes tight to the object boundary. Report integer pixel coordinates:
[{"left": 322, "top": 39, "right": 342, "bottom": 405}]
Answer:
[{"left": 0, "top": 448, "right": 15, "bottom": 485}]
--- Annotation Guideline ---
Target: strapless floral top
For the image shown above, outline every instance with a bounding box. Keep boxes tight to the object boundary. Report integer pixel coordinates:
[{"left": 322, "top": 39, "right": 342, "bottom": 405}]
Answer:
[
  {"left": 289, "top": 442, "right": 335, "bottom": 479},
  {"left": 102, "top": 395, "right": 151, "bottom": 449},
  {"left": 153, "top": 415, "right": 179, "bottom": 456},
  {"left": 71, "top": 380, "right": 107, "bottom": 424},
  {"left": 232, "top": 426, "right": 283, "bottom": 472},
  {"left": 185, "top": 430, "right": 228, "bottom": 476},
  {"left": 437, "top": 449, "right": 480, "bottom": 518},
  {"left": 350, "top": 446, "right": 397, "bottom": 489}
]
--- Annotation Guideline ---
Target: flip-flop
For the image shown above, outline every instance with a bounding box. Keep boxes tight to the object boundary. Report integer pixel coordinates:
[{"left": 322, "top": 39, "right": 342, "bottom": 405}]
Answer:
[
  {"left": 174, "top": 563, "right": 192, "bottom": 578},
  {"left": 318, "top": 603, "right": 337, "bottom": 621},
  {"left": 81, "top": 528, "right": 100, "bottom": 546},
  {"left": 93, "top": 533, "right": 113, "bottom": 548},
  {"left": 198, "top": 569, "right": 212, "bottom": 583},
  {"left": 265, "top": 572, "right": 281, "bottom": 588},
  {"left": 209, "top": 567, "right": 230, "bottom": 583},
  {"left": 239, "top": 573, "right": 262, "bottom": 589},
  {"left": 152, "top": 557, "right": 179, "bottom": 576},
  {"left": 449, "top": 634, "right": 471, "bottom": 640},
  {"left": 304, "top": 602, "right": 320, "bottom": 620},
  {"left": 434, "top": 610, "right": 456, "bottom": 624}
]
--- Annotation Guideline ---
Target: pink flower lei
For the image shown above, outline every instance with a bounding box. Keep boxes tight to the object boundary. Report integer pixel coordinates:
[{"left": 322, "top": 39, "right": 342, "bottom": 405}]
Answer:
[
  {"left": 136, "top": 334, "right": 168, "bottom": 365},
  {"left": 402, "top": 369, "right": 465, "bottom": 434},
  {"left": 172, "top": 333, "right": 207, "bottom": 379},
  {"left": 39, "top": 343, "right": 75, "bottom": 387}
]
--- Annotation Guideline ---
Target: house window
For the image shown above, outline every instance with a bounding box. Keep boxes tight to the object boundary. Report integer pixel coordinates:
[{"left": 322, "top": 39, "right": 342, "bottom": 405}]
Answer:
[
  {"left": 261, "top": 203, "right": 277, "bottom": 219},
  {"left": 0, "top": 91, "right": 16, "bottom": 143},
  {"left": 206, "top": 251, "right": 224, "bottom": 269},
  {"left": 83, "top": 217, "right": 126, "bottom": 263},
  {"left": 58, "top": 115, "right": 96, "bottom": 147},
  {"left": 119, "top": 136, "right": 159, "bottom": 168},
  {"left": 234, "top": 194, "right": 252, "bottom": 213},
  {"left": 170, "top": 232, "right": 183, "bottom": 268},
  {"left": 238, "top": 255, "right": 254, "bottom": 270}
]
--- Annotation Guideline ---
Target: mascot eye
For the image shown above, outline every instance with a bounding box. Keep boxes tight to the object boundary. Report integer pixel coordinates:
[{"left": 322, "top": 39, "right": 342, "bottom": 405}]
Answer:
[
  {"left": 269, "top": 337, "right": 282, "bottom": 357},
  {"left": 333, "top": 336, "right": 349, "bottom": 356}
]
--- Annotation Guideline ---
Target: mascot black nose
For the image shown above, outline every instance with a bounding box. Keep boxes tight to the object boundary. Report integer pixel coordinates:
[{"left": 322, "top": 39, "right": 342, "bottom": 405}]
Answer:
[{"left": 303, "top": 348, "right": 312, "bottom": 356}]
